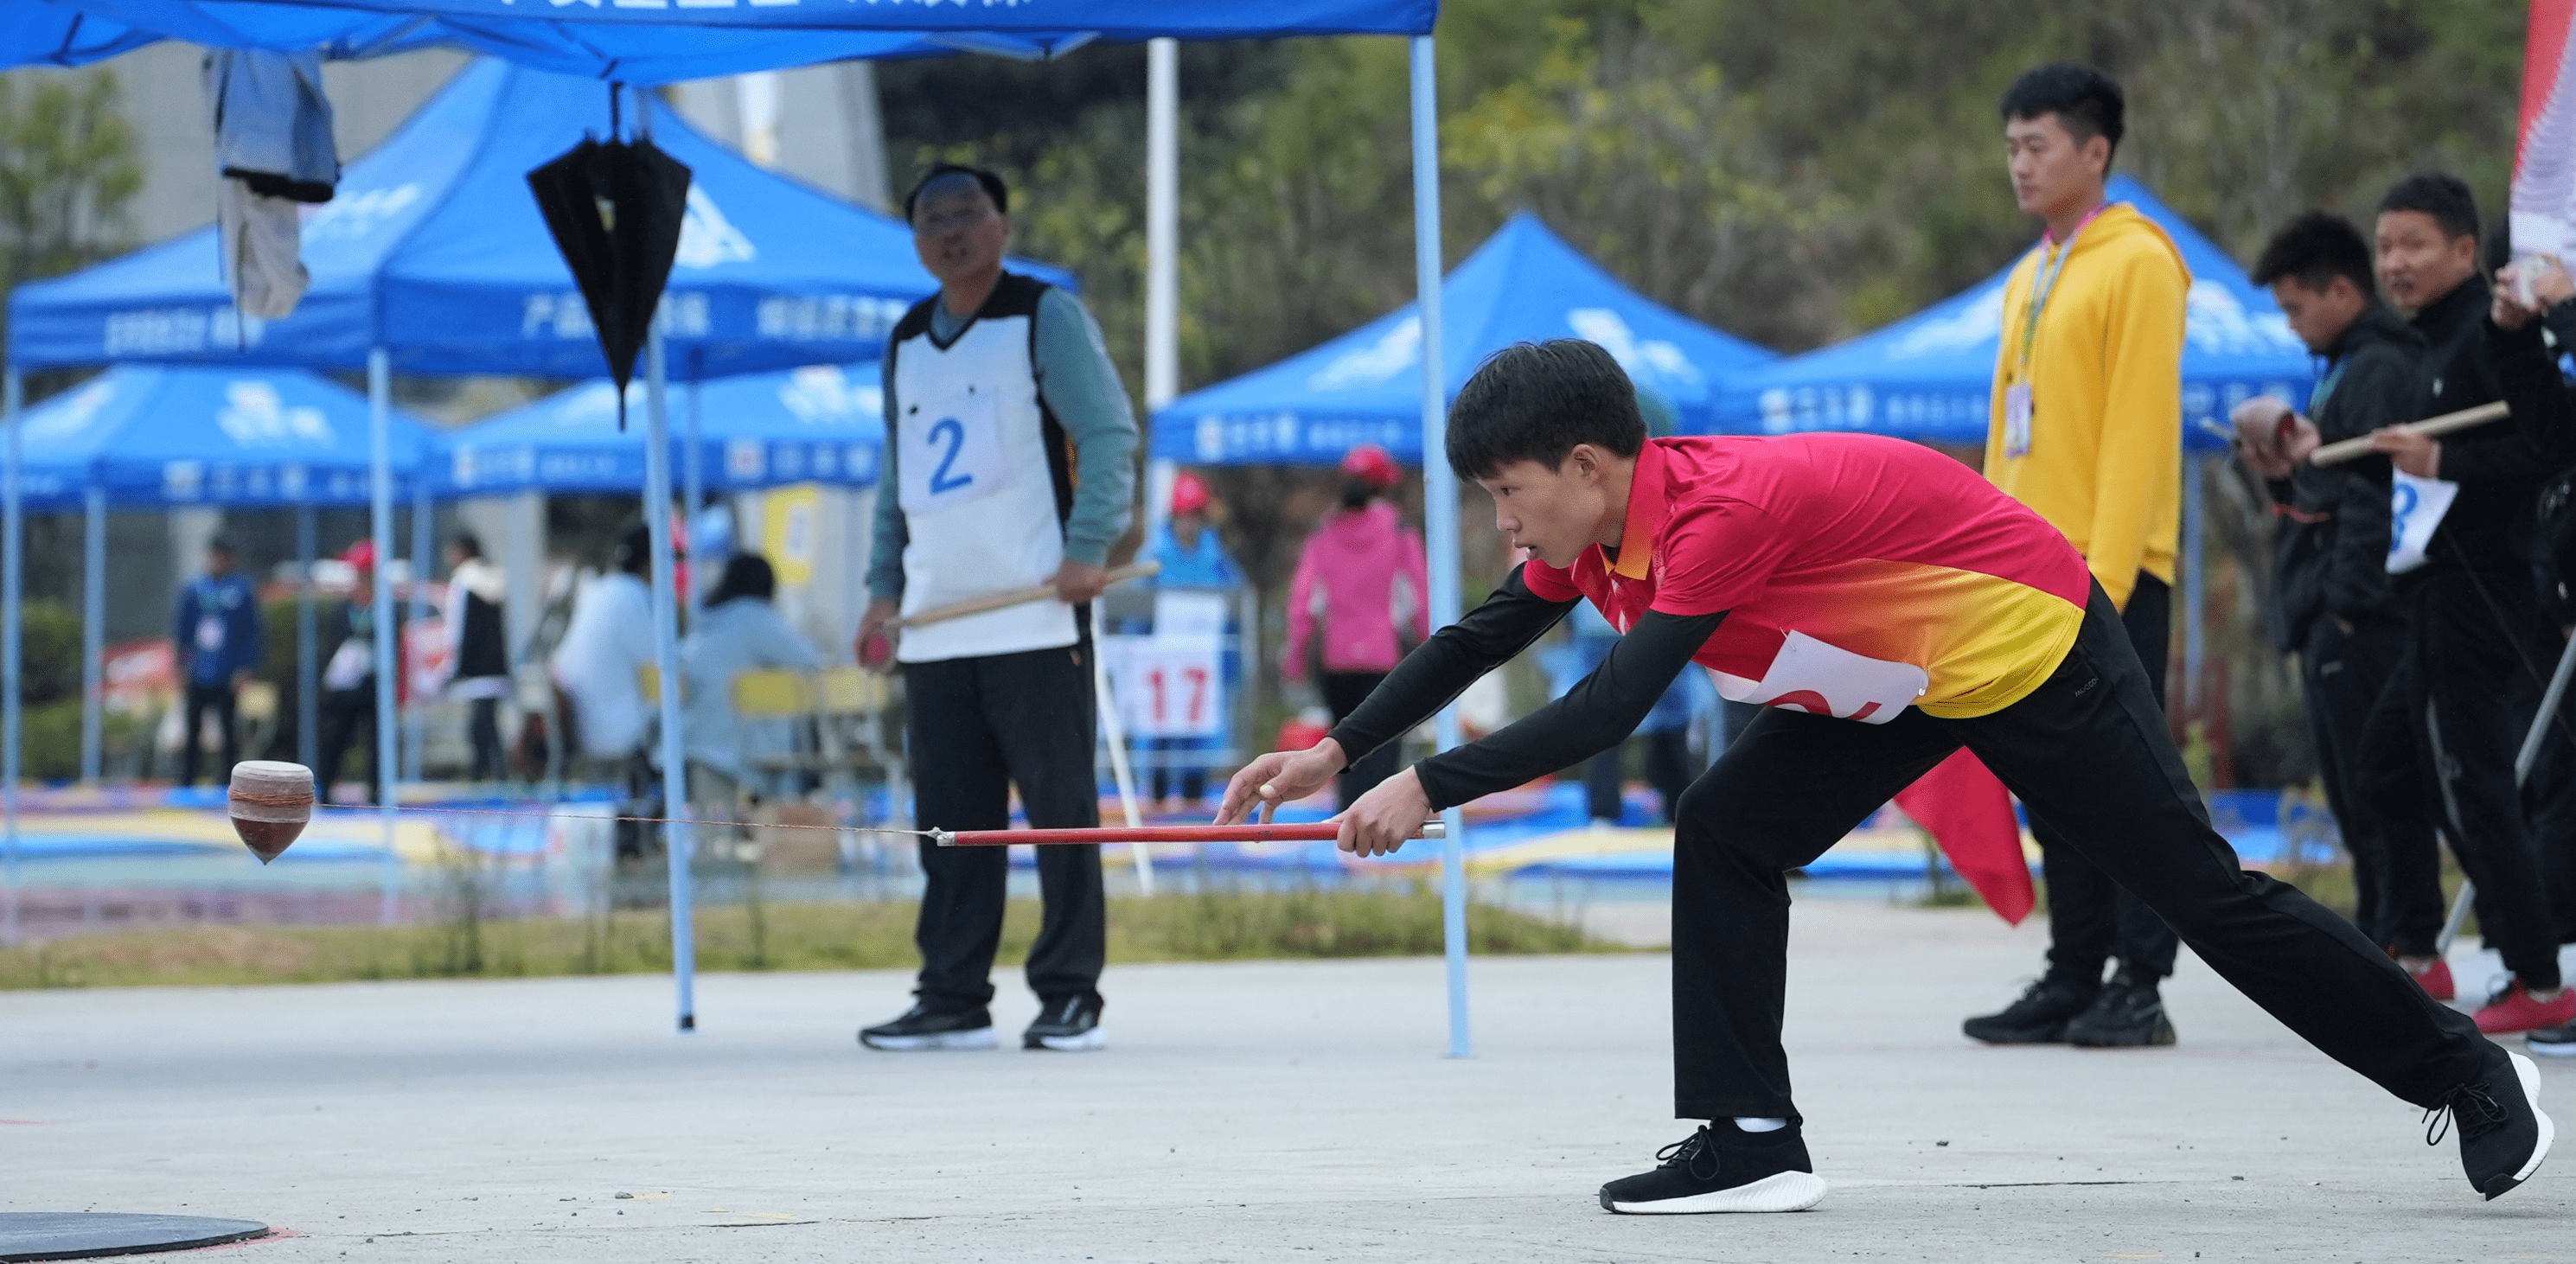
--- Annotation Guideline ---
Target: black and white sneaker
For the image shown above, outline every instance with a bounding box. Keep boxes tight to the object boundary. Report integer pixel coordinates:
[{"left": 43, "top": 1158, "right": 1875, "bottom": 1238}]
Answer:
[
  {"left": 1598, "top": 1122, "right": 1829, "bottom": 1214},
  {"left": 858, "top": 1003, "right": 997, "bottom": 1051},
  {"left": 2428, "top": 1044, "right": 2551, "bottom": 1200},
  {"left": 2529, "top": 1021, "right": 2576, "bottom": 1058},
  {"left": 1023, "top": 995, "right": 1106, "bottom": 1051}
]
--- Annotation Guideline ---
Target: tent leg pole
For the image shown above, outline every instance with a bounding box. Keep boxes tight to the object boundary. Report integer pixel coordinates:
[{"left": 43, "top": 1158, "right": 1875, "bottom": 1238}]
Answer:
[
  {"left": 2183, "top": 456, "right": 2204, "bottom": 718},
  {"left": 1409, "top": 34, "right": 1470, "bottom": 1061},
  {"left": 3, "top": 366, "right": 22, "bottom": 947},
  {"left": 1145, "top": 37, "right": 1179, "bottom": 413},
  {"left": 409, "top": 481, "right": 432, "bottom": 783},
  {"left": 371, "top": 348, "right": 400, "bottom": 927},
  {"left": 682, "top": 363, "right": 702, "bottom": 623},
  {"left": 80, "top": 486, "right": 105, "bottom": 784},
  {"left": 645, "top": 314, "right": 696, "bottom": 1034},
  {"left": 297, "top": 503, "right": 317, "bottom": 772}
]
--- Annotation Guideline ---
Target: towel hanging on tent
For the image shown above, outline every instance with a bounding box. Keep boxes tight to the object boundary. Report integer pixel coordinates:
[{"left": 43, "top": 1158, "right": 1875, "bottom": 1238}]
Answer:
[
  {"left": 203, "top": 49, "right": 340, "bottom": 322},
  {"left": 526, "top": 93, "right": 691, "bottom": 431}
]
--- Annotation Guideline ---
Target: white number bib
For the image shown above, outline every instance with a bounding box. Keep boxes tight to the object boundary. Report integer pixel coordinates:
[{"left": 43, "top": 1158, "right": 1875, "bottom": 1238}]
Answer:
[
  {"left": 898, "top": 387, "right": 1011, "bottom": 515},
  {"left": 1710, "top": 630, "right": 1928, "bottom": 725},
  {"left": 2386, "top": 470, "right": 2459, "bottom": 575}
]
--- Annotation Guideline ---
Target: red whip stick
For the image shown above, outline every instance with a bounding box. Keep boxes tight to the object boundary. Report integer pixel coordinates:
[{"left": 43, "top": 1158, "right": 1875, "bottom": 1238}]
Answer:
[{"left": 931, "top": 820, "right": 1447, "bottom": 847}]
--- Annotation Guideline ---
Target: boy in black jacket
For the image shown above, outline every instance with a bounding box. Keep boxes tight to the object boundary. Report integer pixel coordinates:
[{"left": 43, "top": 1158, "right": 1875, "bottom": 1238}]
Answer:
[{"left": 2237, "top": 211, "right": 2447, "bottom": 988}]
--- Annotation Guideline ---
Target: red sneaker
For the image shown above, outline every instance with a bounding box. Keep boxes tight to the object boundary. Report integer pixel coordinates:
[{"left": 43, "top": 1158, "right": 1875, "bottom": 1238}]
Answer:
[
  {"left": 2474, "top": 983, "right": 2576, "bottom": 1034},
  {"left": 2407, "top": 957, "right": 2456, "bottom": 1002}
]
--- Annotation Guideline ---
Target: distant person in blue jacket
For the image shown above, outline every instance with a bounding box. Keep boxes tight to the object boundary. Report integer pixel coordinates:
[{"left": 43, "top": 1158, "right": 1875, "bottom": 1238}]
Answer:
[
  {"left": 1146, "top": 471, "right": 1243, "bottom": 807},
  {"left": 174, "top": 533, "right": 263, "bottom": 788}
]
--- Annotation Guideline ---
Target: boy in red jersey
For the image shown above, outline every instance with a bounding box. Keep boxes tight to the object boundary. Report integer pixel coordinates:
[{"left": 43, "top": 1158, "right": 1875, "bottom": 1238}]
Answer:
[{"left": 1218, "top": 340, "right": 2542, "bottom": 1213}]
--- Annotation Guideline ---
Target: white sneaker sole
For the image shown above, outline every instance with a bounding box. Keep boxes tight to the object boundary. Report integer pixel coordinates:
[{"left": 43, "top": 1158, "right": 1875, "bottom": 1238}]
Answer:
[
  {"left": 859, "top": 1026, "right": 998, "bottom": 1051},
  {"left": 1029, "top": 1028, "right": 1108, "bottom": 1052},
  {"left": 1606, "top": 1170, "right": 1829, "bottom": 1214},
  {"left": 2527, "top": 1037, "right": 2576, "bottom": 1059},
  {"left": 2505, "top": 1051, "right": 2554, "bottom": 1190}
]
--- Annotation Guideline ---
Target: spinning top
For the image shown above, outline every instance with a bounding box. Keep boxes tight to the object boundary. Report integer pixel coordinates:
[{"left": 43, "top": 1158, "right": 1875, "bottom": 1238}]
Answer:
[{"left": 228, "top": 761, "right": 316, "bottom": 864}]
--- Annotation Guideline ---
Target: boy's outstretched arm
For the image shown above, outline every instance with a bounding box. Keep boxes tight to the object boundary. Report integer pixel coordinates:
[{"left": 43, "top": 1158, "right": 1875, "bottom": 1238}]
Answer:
[
  {"left": 1337, "top": 607, "right": 1725, "bottom": 856},
  {"left": 1216, "top": 564, "right": 1578, "bottom": 827}
]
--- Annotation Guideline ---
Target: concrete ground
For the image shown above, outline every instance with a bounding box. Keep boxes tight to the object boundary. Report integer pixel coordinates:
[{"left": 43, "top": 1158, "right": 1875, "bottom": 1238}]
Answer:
[{"left": 4, "top": 897, "right": 2572, "bottom": 1263}]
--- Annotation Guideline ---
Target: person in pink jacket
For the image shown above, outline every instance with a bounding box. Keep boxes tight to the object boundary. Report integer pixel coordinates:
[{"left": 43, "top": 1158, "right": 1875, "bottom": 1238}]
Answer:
[{"left": 1286, "top": 444, "right": 1430, "bottom": 808}]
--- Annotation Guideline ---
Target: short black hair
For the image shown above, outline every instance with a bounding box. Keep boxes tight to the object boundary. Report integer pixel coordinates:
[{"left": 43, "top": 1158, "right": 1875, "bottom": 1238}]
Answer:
[
  {"left": 2000, "top": 63, "right": 2125, "bottom": 162},
  {"left": 2251, "top": 211, "right": 2376, "bottom": 298},
  {"left": 1446, "top": 340, "right": 1646, "bottom": 481},
  {"left": 2377, "top": 172, "right": 2479, "bottom": 245},
  {"left": 706, "top": 553, "right": 777, "bottom": 607},
  {"left": 450, "top": 531, "right": 483, "bottom": 561},
  {"left": 903, "top": 163, "right": 1009, "bottom": 221}
]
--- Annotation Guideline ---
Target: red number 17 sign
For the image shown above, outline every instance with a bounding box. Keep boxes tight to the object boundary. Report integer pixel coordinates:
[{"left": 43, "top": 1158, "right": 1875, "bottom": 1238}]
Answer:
[{"left": 1102, "top": 635, "right": 1223, "bottom": 738}]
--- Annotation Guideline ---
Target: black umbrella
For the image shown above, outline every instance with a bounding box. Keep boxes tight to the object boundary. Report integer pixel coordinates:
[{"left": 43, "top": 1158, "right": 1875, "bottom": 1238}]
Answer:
[{"left": 526, "top": 117, "right": 691, "bottom": 431}]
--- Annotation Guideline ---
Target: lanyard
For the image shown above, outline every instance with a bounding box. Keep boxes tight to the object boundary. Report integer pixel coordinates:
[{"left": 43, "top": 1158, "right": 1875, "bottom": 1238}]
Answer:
[
  {"left": 2011, "top": 203, "right": 2107, "bottom": 377},
  {"left": 2307, "top": 360, "right": 2347, "bottom": 417}
]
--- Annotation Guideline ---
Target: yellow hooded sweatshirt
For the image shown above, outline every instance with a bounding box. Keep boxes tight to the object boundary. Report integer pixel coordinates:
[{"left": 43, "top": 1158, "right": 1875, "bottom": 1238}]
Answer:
[{"left": 1983, "top": 201, "right": 2189, "bottom": 611}]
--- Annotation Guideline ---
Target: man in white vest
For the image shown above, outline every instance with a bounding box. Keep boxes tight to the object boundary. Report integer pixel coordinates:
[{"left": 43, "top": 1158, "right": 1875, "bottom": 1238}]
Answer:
[{"left": 854, "top": 165, "right": 1137, "bottom": 1053}]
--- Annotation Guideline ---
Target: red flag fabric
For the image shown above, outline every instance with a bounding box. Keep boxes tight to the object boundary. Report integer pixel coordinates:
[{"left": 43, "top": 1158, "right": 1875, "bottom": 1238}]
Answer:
[{"left": 1891, "top": 749, "right": 2034, "bottom": 924}]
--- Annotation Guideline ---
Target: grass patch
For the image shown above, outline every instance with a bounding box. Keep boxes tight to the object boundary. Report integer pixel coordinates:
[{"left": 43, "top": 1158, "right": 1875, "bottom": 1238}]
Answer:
[{"left": 0, "top": 886, "right": 1617, "bottom": 990}]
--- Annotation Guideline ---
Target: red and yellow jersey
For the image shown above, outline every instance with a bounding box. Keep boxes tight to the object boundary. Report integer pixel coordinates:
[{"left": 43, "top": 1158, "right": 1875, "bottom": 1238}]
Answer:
[{"left": 1521, "top": 435, "right": 2091, "bottom": 720}]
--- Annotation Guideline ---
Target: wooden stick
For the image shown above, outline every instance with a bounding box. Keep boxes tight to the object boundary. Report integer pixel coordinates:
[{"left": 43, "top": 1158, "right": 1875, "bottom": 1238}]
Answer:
[
  {"left": 894, "top": 559, "right": 1161, "bottom": 629},
  {"left": 2308, "top": 401, "right": 2509, "bottom": 467},
  {"left": 933, "top": 820, "right": 1447, "bottom": 847}
]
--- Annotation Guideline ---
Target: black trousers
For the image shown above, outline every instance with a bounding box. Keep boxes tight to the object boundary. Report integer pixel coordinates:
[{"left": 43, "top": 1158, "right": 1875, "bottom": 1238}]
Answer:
[
  {"left": 904, "top": 642, "right": 1105, "bottom": 1012},
  {"left": 1672, "top": 584, "right": 2488, "bottom": 1122},
  {"left": 467, "top": 695, "right": 508, "bottom": 782},
  {"left": 177, "top": 681, "right": 240, "bottom": 788},
  {"left": 2360, "top": 571, "right": 2560, "bottom": 988},
  {"left": 2032, "top": 573, "right": 2179, "bottom": 984},
  {"left": 314, "top": 684, "right": 377, "bottom": 806},
  {"left": 1323, "top": 671, "right": 1400, "bottom": 810},
  {"left": 2304, "top": 614, "right": 2445, "bottom": 956}
]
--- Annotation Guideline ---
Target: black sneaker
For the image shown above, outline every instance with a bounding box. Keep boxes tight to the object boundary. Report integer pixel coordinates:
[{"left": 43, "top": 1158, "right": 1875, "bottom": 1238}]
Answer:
[
  {"left": 858, "top": 1003, "right": 996, "bottom": 1051},
  {"left": 1023, "top": 995, "right": 1107, "bottom": 1051},
  {"left": 2065, "top": 974, "right": 2177, "bottom": 1048},
  {"left": 1962, "top": 977, "right": 2098, "bottom": 1044},
  {"left": 1598, "top": 1122, "right": 1829, "bottom": 1214},
  {"left": 2528, "top": 1021, "right": 2576, "bottom": 1059},
  {"left": 2427, "top": 1044, "right": 2551, "bottom": 1200}
]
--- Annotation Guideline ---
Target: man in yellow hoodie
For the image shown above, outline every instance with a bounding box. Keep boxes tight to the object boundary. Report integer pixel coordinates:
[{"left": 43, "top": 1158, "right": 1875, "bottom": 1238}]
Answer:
[{"left": 1963, "top": 64, "right": 2189, "bottom": 1050}]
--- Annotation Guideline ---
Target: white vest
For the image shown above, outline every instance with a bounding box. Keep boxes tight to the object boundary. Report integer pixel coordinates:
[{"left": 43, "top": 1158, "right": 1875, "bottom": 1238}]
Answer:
[{"left": 889, "top": 278, "right": 1078, "bottom": 662}]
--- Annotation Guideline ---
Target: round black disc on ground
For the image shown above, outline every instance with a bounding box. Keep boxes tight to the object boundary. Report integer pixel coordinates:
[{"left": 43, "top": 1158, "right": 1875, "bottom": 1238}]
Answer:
[{"left": 0, "top": 1214, "right": 269, "bottom": 1261}]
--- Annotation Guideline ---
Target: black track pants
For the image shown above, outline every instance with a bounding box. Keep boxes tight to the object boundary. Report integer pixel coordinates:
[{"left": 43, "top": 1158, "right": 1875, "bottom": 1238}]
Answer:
[
  {"left": 904, "top": 642, "right": 1106, "bottom": 1012},
  {"left": 1670, "top": 584, "right": 2490, "bottom": 1122}
]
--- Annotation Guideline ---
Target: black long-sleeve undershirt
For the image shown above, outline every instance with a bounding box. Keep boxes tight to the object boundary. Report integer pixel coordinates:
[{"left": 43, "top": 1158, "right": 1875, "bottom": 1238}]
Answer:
[{"left": 1322, "top": 563, "right": 1727, "bottom": 813}]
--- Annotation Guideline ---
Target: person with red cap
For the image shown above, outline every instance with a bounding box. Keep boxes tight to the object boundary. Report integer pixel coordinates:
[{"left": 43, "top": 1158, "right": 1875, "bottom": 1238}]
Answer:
[
  {"left": 1142, "top": 471, "right": 1244, "bottom": 806},
  {"left": 1285, "top": 444, "right": 1429, "bottom": 808},
  {"left": 314, "top": 539, "right": 388, "bottom": 805}
]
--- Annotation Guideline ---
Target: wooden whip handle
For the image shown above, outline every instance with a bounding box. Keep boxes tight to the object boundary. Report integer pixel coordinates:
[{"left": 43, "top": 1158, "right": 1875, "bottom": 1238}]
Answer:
[
  {"left": 894, "top": 559, "right": 1162, "bottom": 629},
  {"left": 2307, "top": 400, "right": 2509, "bottom": 468}
]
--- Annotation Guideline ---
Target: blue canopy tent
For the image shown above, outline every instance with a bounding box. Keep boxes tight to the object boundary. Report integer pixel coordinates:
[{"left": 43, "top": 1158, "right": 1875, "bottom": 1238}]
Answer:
[
  {"left": 434, "top": 363, "right": 881, "bottom": 497},
  {"left": 2, "top": 0, "right": 1464, "bottom": 1052},
  {"left": 11, "top": 0, "right": 969, "bottom": 80},
  {"left": 11, "top": 365, "right": 433, "bottom": 788},
  {"left": 1710, "top": 176, "right": 2314, "bottom": 449},
  {"left": 1152, "top": 212, "right": 1775, "bottom": 466}
]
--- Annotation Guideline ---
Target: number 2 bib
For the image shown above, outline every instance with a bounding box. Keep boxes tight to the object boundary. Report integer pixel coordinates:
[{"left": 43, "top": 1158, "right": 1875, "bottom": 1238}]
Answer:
[{"left": 898, "top": 386, "right": 1012, "bottom": 516}]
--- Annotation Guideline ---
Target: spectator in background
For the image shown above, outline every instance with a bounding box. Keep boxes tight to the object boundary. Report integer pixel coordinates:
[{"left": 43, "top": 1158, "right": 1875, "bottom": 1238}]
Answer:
[
  {"left": 1965, "top": 63, "right": 2187, "bottom": 1050},
  {"left": 2356, "top": 174, "right": 2567, "bottom": 1034},
  {"left": 173, "top": 533, "right": 261, "bottom": 788},
  {"left": 440, "top": 532, "right": 512, "bottom": 783},
  {"left": 2234, "top": 210, "right": 2445, "bottom": 990},
  {"left": 1145, "top": 470, "right": 1244, "bottom": 808},
  {"left": 315, "top": 540, "right": 385, "bottom": 805},
  {"left": 681, "top": 553, "right": 819, "bottom": 815},
  {"left": 550, "top": 523, "right": 660, "bottom": 764},
  {"left": 1285, "top": 443, "right": 1429, "bottom": 809}
]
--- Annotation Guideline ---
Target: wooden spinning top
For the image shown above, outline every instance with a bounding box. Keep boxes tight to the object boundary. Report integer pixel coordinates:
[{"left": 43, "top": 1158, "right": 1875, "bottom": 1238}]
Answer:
[{"left": 228, "top": 761, "right": 316, "bottom": 864}]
